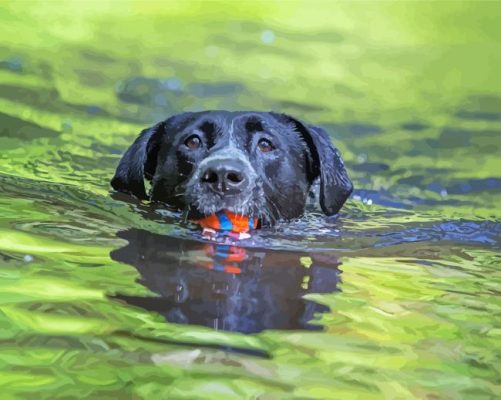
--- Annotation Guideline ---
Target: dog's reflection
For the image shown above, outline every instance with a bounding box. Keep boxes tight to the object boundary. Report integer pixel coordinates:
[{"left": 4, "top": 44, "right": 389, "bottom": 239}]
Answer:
[{"left": 111, "top": 229, "right": 341, "bottom": 333}]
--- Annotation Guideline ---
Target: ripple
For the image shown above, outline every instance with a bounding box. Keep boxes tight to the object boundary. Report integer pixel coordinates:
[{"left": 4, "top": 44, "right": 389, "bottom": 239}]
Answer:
[
  {"left": 375, "top": 220, "right": 501, "bottom": 248},
  {"left": 0, "top": 112, "right": 59, "bottom": 139}
]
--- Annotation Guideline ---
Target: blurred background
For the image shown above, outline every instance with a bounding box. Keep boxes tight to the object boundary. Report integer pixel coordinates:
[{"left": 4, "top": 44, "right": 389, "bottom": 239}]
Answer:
[{"left": 0, "top": 1, "right": 500, "bottom": 399}]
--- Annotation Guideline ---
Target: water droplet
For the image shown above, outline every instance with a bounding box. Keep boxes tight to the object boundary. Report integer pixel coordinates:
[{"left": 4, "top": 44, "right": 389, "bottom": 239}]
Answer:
[
  {"left": 261, "top": 30, "right": 276, "bottom": 44},
  {"left": 164, "top": 77, "right": 183, "bottom": 92},
  {"left": 357, "top": 153, "right": 368, "bottom": 163}
]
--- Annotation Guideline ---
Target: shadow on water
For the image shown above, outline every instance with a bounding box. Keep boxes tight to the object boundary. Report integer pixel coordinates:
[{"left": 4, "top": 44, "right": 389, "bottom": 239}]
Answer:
[{"left": 110, "top": 229, "right": 342, "bottom": 334}]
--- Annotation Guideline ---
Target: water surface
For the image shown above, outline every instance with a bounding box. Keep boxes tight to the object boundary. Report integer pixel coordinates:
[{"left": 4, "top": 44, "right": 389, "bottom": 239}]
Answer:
[{"left": 0, "top": 2, "right": 500, "bottom": 399}]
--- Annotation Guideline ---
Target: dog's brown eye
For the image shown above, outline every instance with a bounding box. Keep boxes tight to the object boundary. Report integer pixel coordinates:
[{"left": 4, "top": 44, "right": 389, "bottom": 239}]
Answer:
[
  {"left": 257, "top": 138, "right": 274, "bottom": 153},
  {"left": 185, "top": 135, "right": 201, "bottom": 149}
]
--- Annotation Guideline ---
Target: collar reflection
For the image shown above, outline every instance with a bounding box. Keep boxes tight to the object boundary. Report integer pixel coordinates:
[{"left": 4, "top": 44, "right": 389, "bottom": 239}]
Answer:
[{"left": 111, "top": 229, "right": 341, "bottom": 334}]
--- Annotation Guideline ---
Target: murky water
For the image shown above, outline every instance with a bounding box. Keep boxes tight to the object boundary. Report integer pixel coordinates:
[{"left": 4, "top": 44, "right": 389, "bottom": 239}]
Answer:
[{"left": 0, "top": 2, "right": 500, "bottom": 399}]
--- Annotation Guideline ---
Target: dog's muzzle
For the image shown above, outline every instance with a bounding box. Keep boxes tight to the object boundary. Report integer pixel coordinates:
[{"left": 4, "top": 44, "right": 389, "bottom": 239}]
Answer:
[{"left": 200, "top": 158, "right": 250, "bottom": 196}]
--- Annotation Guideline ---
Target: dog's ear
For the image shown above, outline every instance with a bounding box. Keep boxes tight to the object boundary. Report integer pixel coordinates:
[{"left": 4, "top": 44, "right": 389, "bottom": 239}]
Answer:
[
  {"left": 303, "top": 123, "right": 353, "bottom": 215},
  {"left": 274, "top": 114, "right": 353, "bottom": 215},
  {"left": 111, "top": 121, "right": 166, "bottom": 199}
]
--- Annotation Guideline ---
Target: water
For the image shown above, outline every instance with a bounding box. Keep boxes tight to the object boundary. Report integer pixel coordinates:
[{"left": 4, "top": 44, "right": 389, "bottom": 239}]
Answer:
[{"left": 0, "top": 2, "right": 500, "bottom": 399}]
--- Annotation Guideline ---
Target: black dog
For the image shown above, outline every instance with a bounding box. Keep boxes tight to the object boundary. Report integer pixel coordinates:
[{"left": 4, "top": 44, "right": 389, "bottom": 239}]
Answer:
[{"left": 111, "top": 111, "right": 353, "bottom": 226}]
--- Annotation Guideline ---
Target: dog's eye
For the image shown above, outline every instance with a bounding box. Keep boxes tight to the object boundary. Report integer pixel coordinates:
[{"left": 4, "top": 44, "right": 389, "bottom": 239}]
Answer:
[
  {"left": 257, "top": 138, "right": 274, "bottom": 153},
  {"left": 185, "top": 135, "right": 202, "bottom": 149}
]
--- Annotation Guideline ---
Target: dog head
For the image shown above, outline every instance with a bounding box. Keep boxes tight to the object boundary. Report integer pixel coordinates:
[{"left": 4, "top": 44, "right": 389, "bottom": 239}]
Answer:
[{"left": 111, "top": 111, "right": 353, "bottom": 226}]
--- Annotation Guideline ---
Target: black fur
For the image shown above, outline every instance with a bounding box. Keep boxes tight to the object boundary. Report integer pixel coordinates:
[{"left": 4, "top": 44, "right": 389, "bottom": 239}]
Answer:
[{"left": 111, "top": 111, "right": 353, "bottom": 225}]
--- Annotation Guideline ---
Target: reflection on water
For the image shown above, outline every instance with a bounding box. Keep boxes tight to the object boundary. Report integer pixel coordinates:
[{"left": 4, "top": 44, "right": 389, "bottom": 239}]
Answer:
[
  {"left": 1, "top": 2, "right": 500, "bottom": 398},
  {"left": 111, "top": 229, "right": 341, "bottom": 333}
]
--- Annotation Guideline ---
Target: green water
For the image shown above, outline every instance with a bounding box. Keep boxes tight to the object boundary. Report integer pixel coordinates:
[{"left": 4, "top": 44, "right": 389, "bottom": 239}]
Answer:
[{"left": 0, "top": 1, "right": 500, "bottom": 399}]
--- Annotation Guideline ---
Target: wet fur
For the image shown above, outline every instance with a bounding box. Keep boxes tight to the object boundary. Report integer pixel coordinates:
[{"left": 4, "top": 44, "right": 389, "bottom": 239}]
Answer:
[{"left": 111, "top": 111, "right": 353, "bottom": 226}]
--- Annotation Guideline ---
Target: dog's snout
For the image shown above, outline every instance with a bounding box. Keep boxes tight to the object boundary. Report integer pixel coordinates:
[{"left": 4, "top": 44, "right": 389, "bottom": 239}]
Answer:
[{"left": 200, "top": 162, "right": 248, "bottom": 195}]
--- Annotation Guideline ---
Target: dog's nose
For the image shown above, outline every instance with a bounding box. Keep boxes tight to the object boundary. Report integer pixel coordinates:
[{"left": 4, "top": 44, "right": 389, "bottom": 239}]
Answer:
[{"left": 200, "top": 162, "right": 248, "bottom": 195}]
